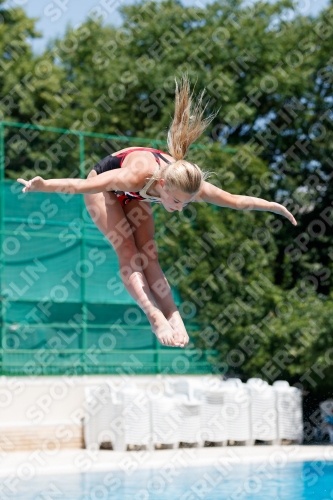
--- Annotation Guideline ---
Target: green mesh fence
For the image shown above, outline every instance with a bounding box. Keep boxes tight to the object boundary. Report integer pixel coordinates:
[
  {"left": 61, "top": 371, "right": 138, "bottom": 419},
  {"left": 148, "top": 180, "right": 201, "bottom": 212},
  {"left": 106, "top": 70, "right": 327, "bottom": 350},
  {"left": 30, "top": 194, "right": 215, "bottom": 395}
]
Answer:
[{"left": 0, "top": 121, "right": 218, "bottom": 375}]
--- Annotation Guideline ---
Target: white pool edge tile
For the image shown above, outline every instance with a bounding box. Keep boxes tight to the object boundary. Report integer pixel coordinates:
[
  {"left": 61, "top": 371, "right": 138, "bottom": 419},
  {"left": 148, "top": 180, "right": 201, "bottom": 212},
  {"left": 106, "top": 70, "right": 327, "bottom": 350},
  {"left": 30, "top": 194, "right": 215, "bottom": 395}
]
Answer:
[{"left": 1, "top": 445, "right": 333, "bottom": 477}]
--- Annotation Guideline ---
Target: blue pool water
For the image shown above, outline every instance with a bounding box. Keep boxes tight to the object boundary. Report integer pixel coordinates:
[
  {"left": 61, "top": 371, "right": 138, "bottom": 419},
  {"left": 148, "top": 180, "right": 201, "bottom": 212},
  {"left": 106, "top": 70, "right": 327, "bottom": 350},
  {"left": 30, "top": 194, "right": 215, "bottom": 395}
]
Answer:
[{"left": 7, "top": 460, "right": 333, "bottom": 499}]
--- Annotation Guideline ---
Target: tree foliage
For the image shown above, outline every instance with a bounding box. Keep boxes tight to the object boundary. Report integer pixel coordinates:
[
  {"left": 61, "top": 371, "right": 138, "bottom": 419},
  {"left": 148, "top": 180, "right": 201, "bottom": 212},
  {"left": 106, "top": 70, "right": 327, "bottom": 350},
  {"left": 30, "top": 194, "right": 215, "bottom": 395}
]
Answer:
[{"left": 1, "top": 0, "right": 333, "bottom": 390}]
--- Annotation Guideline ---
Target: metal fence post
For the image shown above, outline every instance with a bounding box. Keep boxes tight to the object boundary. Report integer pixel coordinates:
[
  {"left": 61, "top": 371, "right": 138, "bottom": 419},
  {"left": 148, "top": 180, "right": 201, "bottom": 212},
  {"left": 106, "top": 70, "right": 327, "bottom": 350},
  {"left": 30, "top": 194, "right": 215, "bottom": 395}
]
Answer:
[
  {"left": 0, "top": 123, "right": 5, "bottom": 373},
  {"left": 79, "top": 134, "right": 88, "bottom": 370}
]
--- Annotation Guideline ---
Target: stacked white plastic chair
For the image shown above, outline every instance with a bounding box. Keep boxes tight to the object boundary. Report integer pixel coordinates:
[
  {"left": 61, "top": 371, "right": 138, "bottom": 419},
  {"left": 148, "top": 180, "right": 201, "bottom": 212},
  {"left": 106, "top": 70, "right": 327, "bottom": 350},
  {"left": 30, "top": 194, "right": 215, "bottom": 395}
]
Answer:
[
  {"left": 107, "top": 386, "right": 126, "bottom": 451},
  {"left": 169, "top": 378, "right": 203, "bottom": 446},
  {"left": 84, "top": 386, "right": 98, "bottom": 450},
  {"left": 177, "top": 396, "right": 202, "bottom": 445},
  {"left": 150, "top": 381, "right": 180, "bottom": 448},
  {"left": 201, "top": 382, "right": 228, "bottom": 445},
  {"left": 247, "top": 378, "right": 278, "bottom": 443},
  {"left": 171, "top": 377, "right": 204, "bottom": 401},
  {"left": 273, "top": 380, "right": 303, "bottom": 443},
  {"left": 121, "top": 383, "right": 153, "bottom": 450},
  {"left": 83, "top": 377, "right": 304, "bottom": 451},
  {"left": 84, "top": 384, "right": 126, "bottom": 451},
  {"left": 223, "top": 378, "right": 253, "bottom": 445},
  {"left": 84, "top": 384, "right": 113, "bottom": 450},
  {"left": 319, "top": 399, "right": 333, "bottom": 443}
]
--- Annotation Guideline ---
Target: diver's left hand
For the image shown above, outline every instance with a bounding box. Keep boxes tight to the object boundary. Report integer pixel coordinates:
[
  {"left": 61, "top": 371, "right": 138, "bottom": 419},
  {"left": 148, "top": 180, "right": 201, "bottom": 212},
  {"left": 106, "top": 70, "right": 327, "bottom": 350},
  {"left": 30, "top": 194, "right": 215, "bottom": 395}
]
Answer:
[{"left": 271, "top": 202, "right": 297, "bottom": 226}]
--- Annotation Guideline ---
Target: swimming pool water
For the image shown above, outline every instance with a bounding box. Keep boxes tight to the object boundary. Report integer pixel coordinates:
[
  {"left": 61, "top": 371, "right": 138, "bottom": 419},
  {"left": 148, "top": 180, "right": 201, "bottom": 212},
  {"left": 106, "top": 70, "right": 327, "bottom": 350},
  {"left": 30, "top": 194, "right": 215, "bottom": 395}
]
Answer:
[{"left": 8, "top": 460, "right": 333, "bottom": 500}]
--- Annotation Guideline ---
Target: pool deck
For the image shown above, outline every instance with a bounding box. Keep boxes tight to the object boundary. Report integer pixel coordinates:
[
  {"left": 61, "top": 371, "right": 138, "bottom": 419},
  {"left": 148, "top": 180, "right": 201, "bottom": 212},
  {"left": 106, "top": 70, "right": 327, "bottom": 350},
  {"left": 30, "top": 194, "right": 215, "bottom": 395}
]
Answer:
[{"left": 1, "top": 445, "right": 333, "bottom": 477}]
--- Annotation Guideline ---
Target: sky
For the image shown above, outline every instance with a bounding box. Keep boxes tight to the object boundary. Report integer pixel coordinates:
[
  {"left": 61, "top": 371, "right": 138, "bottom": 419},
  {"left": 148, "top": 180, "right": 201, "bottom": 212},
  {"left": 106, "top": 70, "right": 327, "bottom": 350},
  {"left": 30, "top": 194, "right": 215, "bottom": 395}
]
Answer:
[{"left": 4, "top": 0, "right": 331, "bottom": 54}]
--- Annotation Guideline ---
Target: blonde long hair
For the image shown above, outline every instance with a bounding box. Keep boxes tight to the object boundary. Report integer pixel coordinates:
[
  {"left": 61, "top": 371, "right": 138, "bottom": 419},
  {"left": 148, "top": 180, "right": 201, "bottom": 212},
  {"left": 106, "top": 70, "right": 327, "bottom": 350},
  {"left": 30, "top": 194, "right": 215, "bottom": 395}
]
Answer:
[
  {"left": 168, "top": 75, "right": 215, "bottom": 161},
  {"left": 158, "top": 75, "right": 216, "bottom": 194}
]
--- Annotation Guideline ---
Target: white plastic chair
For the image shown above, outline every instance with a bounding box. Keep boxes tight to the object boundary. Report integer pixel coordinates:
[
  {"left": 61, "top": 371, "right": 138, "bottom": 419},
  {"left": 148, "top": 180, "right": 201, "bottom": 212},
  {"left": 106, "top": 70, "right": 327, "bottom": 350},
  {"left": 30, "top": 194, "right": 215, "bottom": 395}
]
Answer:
[
  {"left": 121, "top": 384, "right": 153, "bottom": 450},
  {"left": 319, "top": 400, "right": 333, "bottom": 443},
  {"left": 273, "top": 380, "right": 303, "bottom": 443},
  {"left": 84, "top": 384, "right": 113, "bottom": 450},
  {"left": 107, "top": 386, "right": 126, "bottom": 451},
  {"left": 177, "top": 395, "right": 203, "bottom": 446},
  {"left": 165, "top": 378, "right": 203, "bottom": 446},
  {"left": 223, "top": 379, "right": 253, "bottom": 445},
  {"left": 247, "top": 378, "right": 278, "bottom": 443},
  {"left": 168, "top": 377, "right": 204, "bottom": 402},
  {"left": 151, "top": 391, "right": 180, "bottom": 448},
  {"left": 201, "top": 386, "right": 228, "bottom": 445},
  {"left": 319, "top": 399, "right": 333, "bottom": 417}
]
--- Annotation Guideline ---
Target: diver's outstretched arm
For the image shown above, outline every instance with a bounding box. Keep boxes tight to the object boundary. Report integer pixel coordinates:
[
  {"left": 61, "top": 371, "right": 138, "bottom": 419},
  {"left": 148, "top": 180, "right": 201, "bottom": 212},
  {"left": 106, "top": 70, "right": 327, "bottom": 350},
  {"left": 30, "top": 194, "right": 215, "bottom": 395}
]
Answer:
[
  {"left": 196, "top": 181, "right": 297, "bottom": 225},
  {"left": 17, "top": 152, "right": 154, "bottom": 194},
  {"left": 17, "top": 169, "right": 141, "bottom": 195}
]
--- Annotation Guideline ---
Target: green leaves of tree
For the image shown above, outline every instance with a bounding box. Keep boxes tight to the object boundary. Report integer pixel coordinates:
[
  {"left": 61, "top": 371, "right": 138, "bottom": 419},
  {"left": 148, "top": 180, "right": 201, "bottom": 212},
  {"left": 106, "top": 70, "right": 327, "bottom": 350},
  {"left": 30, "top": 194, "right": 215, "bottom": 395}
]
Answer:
[{"left": 1, "top": 0, "right": 333, "bottom": 389}]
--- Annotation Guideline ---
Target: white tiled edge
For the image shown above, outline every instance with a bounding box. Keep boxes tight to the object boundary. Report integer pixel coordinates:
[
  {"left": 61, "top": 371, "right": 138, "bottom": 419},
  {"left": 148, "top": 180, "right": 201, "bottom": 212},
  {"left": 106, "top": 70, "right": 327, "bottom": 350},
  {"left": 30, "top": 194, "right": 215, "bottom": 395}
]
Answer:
[{"left": 1, "top": 446, "right": 333, "bottom": 477}]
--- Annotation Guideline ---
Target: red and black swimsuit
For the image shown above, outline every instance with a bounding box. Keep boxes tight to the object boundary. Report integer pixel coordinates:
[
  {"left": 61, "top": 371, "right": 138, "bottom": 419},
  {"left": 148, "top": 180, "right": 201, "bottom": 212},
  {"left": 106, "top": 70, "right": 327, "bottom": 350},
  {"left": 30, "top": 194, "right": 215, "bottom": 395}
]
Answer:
[{"left": 93, "top": 147, "right": 171, "bottom": 207}]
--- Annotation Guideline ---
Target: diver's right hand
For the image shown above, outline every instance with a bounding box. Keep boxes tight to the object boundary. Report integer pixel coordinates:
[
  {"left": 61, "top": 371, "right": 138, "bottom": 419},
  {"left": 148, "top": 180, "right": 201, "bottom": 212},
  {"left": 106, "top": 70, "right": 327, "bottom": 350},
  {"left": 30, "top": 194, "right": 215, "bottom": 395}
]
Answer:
[{"left": 17, "top": 176, "right": 47, "bottom": 193}]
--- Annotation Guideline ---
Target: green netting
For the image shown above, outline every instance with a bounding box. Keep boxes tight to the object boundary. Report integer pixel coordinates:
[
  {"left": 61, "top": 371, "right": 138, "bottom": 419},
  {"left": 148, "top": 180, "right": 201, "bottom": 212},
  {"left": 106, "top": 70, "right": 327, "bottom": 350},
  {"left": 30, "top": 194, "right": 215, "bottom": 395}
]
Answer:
[
  {"left": 1, "top": 350, "right": 216, "bottom": 376},
  {"left": 0, "top": 121, "right": 218, "bottom": 375}
]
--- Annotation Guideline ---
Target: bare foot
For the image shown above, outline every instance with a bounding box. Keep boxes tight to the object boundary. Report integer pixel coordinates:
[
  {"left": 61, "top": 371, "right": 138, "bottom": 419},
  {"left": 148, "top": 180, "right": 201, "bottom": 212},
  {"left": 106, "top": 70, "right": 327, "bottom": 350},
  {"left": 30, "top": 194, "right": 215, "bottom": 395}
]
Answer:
[
  {"left": 168, "top": 312, "right": 189, "bottom": 348},
  {"left": 148, "top": 310, "right": 180, "bottom": 347}
]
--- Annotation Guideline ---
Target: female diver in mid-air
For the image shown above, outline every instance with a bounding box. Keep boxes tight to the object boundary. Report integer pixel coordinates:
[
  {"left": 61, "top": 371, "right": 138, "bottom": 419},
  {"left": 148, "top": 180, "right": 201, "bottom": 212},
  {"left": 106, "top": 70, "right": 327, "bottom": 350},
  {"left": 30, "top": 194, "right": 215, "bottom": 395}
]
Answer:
[{"left": 17, "top": 76, "right": 296, "bottom": 348}]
